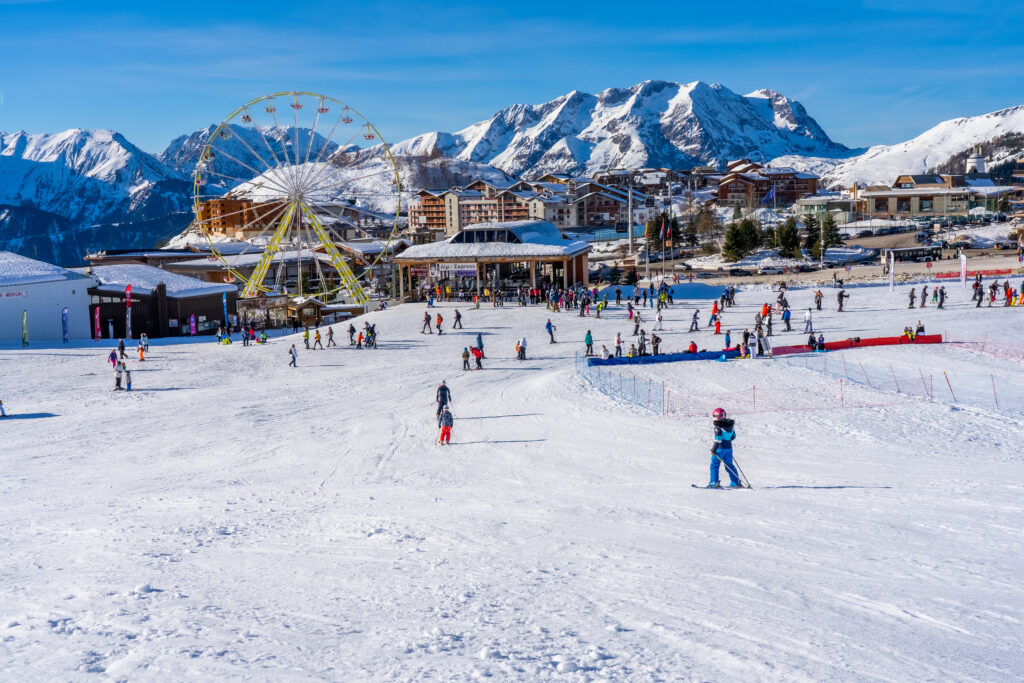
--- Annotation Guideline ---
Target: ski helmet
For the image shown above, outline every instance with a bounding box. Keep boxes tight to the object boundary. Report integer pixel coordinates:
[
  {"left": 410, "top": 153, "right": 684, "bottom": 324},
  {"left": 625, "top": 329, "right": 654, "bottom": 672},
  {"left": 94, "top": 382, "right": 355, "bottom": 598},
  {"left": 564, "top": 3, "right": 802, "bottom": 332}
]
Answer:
[{"left": 712, "top": 408, "right": 726, "bottom": 419}]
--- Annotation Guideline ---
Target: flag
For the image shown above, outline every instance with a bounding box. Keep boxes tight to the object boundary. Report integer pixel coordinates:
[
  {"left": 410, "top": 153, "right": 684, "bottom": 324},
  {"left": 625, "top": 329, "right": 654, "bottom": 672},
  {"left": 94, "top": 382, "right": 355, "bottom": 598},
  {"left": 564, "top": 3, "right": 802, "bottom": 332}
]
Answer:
[
  {"left": 61, "top": 307, "right": 69, "bottom": 344},
  {"left": 189, "top": 314, "right": 197, "bottom": 336},
  {"left": 94, "top": 306, "right": 101, "bottom": 340},
  {"left": 660, "top": 218, "right": 667, "bottom": 240},
  {"left": 125, "top": 284, "right": 133, "bottom": 339},
  {"left": 21, "top": 310, "right": 28, "bottom": 347},
  {"left": 960, "top": 253, "right": 968, "bottom": 288},
  {"left": 888, "top": 251, "right": 895, "bottom": 292},
  {"left": 761, "top": 184, "right": 776, "bottom": 204},
  {"left": 222, "top": 292, "right": 228, "bottom": 328}
]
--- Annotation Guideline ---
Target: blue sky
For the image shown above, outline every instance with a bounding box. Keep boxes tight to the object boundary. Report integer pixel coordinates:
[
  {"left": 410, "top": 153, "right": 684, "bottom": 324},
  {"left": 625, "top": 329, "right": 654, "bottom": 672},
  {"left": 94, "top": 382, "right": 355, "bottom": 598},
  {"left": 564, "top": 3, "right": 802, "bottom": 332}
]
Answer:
[{"left": 1, "top": 0, "right": 1021, "bottom": 154}]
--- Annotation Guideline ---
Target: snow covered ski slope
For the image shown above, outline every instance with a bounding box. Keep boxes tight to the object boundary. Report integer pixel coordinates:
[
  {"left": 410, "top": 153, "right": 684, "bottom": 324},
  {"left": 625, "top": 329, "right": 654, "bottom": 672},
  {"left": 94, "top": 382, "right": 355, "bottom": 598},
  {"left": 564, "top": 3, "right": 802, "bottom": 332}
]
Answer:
[{"left": 1, "top": 281, "right": 1023, "bottom": 680}]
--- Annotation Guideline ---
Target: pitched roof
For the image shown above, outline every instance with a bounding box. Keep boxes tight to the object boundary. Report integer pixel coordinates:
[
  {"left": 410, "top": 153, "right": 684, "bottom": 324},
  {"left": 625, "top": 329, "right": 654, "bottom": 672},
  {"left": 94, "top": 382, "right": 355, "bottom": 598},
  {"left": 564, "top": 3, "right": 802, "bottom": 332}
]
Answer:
[
  {"left": 0, "top": 251, "right": 91, "bottom": 287},
  {"left": 71, "top": 264, "right": 237, "bottom": 298}
]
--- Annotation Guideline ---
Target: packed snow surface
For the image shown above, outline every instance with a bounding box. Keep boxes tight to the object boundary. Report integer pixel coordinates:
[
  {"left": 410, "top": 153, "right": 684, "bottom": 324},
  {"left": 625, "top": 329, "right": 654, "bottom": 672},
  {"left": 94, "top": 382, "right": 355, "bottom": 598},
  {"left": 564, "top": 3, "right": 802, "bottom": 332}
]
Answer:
[{"left": 1, "top": 279, "right": 1023, "bottom": 679}]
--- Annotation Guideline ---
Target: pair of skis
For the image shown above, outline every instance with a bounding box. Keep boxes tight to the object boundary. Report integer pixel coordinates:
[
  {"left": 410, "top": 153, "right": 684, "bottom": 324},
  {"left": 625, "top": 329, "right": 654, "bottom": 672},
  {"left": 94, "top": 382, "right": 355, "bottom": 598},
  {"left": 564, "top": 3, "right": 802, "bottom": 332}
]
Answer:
[{"left": 691, "top": 483, "right": 753, "bottom": 490}]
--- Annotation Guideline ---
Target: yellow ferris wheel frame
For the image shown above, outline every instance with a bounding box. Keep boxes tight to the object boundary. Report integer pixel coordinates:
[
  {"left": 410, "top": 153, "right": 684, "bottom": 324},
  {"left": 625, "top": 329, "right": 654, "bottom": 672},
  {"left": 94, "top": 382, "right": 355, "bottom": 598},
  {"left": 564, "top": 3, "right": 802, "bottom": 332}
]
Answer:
[{"left": 191, "top": 90, "right": 403, "bottom": 305}]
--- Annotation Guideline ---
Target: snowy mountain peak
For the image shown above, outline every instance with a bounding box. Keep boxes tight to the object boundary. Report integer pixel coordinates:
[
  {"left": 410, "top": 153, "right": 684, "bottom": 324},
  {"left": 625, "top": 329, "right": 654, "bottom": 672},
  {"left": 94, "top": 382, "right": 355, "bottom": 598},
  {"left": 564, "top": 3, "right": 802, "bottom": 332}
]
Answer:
[
  {"left": 817, "top": 103, "right": 1024, "bottom": 187},
  {"left": 393, "top": 80, "right": 850, "bottom": 177}
]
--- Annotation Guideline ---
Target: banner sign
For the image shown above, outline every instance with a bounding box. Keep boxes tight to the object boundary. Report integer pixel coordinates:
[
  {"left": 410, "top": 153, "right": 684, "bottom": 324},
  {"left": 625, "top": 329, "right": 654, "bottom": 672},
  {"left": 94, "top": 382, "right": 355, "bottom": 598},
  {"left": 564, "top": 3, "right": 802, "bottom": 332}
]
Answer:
[
  {"left": 125, "top": 284, "right": 133, "bottom": 339},
  {"left": 430, "top": 262, "right": 478, "bottom": 277},
  {"left": 189, "top": 314, "right": 197, "bottom": 336},
  {"left": 3, "top": 290, "right": 27, "bottom": 298},
  {"left": 61, "top": 307, "right": 69, "bottom": 344},
  {"left": 94, "top": 306, "right": 101, "bottom": 340},
  {"left": 888, "top": 251, "right": 895, "bottom": 292},
  {"left": 936, "top": 268, "right": 1012, "bottom": 280},
  {"left": 21, "top": 310, "right": 28, "bottom": 347},
  {"left": 960, "top": 254, "right": 968, "bottom": 288},
  {"left": 222, "top": 292, "right": 228, "bottom": 328}
]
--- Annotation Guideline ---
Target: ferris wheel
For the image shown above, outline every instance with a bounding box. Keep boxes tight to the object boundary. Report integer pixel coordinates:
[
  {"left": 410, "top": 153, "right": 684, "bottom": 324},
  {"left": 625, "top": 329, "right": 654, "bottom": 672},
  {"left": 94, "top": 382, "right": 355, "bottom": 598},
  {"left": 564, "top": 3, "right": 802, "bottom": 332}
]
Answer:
[{"left": 191, "top": 91, "right": 402, "bottom": 304}]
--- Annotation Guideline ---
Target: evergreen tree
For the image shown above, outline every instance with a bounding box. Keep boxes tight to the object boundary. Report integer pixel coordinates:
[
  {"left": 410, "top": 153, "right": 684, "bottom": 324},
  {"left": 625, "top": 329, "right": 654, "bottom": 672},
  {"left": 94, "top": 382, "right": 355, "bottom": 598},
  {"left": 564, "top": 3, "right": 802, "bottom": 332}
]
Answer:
[
  {"left": 776, "top": 217, "right": 800, "bottom": 255},
  {"left": 803, "top": 215, "right": 820, "bottom": 250},
  {"left": 684, "top": 214, "right": 699, "bottom": 247},
  {"left": 732, "top": 205, "right": 743, "bottom": 221},
  {"left": 998, "top": 194, "right": 1011, "bottom": 213},
  {"left": 645, "top": 214, "right": 666, "bottom": 253},
  {"left": 738, "top": 217, "right": 762, "bottom": 252},
  {"left": 821, "top": 213, "right": 842, "bottom": 250},
  {"left": 625, "top": 268, "right": 639, "bottom": 285},
  {"left": 721, "top": 223, "right": 746, "bottom": 262}
]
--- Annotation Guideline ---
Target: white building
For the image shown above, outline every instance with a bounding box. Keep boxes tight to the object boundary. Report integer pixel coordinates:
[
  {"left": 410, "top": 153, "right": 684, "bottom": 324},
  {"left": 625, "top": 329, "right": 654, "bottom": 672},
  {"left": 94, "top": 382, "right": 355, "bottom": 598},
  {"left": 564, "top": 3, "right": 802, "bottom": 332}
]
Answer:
[{"left": 0, "top": 252, "right": 95, "bottom": 342}]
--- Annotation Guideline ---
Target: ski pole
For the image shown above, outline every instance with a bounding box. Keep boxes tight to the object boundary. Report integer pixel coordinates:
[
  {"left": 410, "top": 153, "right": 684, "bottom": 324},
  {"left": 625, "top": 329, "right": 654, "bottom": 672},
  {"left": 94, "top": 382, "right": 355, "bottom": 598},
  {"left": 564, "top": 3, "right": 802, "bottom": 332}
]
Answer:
[{"left": 727, "top": 456, "right": 753, "bottom": 488}]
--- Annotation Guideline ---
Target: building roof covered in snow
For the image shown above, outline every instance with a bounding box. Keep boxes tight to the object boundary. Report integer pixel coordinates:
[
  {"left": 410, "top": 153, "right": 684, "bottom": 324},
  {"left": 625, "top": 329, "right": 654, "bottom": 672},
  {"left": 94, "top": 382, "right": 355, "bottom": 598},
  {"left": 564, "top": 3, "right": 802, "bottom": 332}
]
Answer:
[
  {"left": 396, "top": 220, "right": 591, "bottom": 261},
  {"left": 71, "top": 264, "right": 237, "bottom": 298},
  {"left": 341, "top": 238, "right": 411, "bottom": 256},
  {"left": 0, "top": 251, "right": 92, "bottom": 287},
  {"left": 168, "top": 250, "right": 334, "bottom": 272}
]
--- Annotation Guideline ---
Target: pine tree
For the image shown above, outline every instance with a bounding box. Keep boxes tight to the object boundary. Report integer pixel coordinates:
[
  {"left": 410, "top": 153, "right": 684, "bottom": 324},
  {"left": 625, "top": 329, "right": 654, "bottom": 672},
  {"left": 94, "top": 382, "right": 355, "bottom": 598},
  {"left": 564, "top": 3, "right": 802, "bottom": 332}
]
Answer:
[
  {"left": 820, "top": 212, "right": 842, "bottom": 254},
  {"left": 732, "top": 205, "right": 743, "bottom": 221},
  {"left": 645, "top": 214, "right": 666, "bottom": 253},
  {"left": 998, "top": 194, "right": 1011, "bottom": 213},
  {"left": 776, "top": 217, "right": 800, "bottom": 255},
  {"left": 738, "top": 217, "right": 761, "bottom": 252},
  {"left": 803, "top": 215, "right": 819, "bottom": 251},
  {"left": 684, "top": 214, "right": 698, "bottom": 247},
  {"left": 722, "top": 223, "right": 746, "bottom": 262}
]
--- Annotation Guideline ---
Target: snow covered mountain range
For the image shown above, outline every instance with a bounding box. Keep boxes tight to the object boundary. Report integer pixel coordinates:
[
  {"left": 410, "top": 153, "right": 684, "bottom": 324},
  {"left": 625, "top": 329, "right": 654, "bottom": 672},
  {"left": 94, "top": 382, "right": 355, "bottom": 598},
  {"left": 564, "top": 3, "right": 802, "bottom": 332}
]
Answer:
[
  {"left": 391, "top": 80, "right": 857, "bottom": 176},
  {"left": 0, "top": 129, "right": 191, "bottom": 266},
  {"left": 776, "top": 104, "right": 1024, "bottom": 188},
  {"left": 2, "top": 81, "right": 1022, "bottom": 265}
]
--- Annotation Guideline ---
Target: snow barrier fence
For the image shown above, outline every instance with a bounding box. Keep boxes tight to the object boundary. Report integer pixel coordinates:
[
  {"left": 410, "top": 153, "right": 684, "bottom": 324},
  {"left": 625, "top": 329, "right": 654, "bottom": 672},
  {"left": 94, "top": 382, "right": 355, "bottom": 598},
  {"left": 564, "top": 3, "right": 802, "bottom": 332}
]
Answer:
[{"left": 575, "top": 353, "right": 918, "bottom": 418}]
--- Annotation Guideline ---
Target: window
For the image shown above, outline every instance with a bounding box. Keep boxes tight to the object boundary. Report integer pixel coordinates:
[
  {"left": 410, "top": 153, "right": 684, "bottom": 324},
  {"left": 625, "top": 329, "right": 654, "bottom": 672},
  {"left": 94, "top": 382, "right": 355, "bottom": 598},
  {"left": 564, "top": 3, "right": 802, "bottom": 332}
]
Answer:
[
  {"left": 919, "top": 198, "right": 933, "bottom": 212},
  {"left": 875, "top": 199, "right": 888, "bottom": 212},
  {"left": 896, "top": 199, "right": 911, "bottom": 213}
]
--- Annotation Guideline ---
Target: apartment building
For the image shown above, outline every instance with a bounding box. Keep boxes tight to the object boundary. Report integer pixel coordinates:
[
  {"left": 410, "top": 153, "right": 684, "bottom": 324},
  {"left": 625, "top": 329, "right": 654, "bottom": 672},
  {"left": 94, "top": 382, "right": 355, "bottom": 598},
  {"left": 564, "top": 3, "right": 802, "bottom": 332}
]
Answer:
[
  {"left": 407, "top": 177, "right": 647, "bottom": 237},
  {"left": 716, "top": 159, "right": 820, "bottom": 207}
]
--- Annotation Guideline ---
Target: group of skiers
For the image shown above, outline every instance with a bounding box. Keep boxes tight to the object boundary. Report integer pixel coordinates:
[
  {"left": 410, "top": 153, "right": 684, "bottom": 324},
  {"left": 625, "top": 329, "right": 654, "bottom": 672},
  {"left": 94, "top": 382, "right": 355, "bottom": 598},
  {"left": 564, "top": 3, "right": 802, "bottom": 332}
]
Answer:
[
  {"left": 971, "top": 276, "right": 1024, "bottom": 307},
  {"left": 908, "top": 285, "right": 948, "bottom": 309},
  {"left": 105, "top": 347, "right": 134, "bottom": 391}
]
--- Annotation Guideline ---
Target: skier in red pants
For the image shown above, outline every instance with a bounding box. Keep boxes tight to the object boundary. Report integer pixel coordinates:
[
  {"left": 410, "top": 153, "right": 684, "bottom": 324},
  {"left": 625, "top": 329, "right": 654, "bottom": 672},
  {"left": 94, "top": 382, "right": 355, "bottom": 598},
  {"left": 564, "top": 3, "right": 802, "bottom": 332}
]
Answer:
[{"left": 438, "top": 406, "right": 454, "bottom": 444}]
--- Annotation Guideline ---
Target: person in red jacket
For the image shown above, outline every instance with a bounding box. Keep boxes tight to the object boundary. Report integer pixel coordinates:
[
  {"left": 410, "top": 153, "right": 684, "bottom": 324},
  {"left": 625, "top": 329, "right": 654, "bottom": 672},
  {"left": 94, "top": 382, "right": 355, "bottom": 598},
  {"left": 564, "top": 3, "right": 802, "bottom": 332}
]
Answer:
[
  {"left": 687, "top": 340, "right": 698, "bottom": 353},
  {"left": 471, "top": 346, "right": 483, "bottom": 369}
]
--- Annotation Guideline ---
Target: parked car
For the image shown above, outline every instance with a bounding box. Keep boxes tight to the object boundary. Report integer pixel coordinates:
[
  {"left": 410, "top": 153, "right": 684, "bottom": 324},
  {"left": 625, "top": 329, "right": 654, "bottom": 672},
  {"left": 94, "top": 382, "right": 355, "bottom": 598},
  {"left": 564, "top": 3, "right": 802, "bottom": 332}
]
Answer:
[
  {"left": 950, "top": 240, "right": 972, "bottom": 249},
  {"left": 856, "top": 230, "right": 874, "bottom": 238},
  {"left": 728, "top": 268, "right": 753, "bottom": 276},
  {"left": 757, "top": 266, "right": 784, "bottom": 275},
  {"left": 695, "top": 271, "right": 716, "bottom": 279},
  {"left": 674, "top": 262, "right": 693, "bottom": 271}
]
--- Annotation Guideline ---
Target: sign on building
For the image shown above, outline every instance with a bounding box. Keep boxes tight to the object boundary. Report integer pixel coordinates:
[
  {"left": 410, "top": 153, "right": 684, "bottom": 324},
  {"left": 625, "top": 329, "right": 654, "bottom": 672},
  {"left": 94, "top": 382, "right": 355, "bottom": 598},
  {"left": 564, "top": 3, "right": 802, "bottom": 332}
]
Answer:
[{"left": 430, "top": 262, "right": 478, "bottom": 277}]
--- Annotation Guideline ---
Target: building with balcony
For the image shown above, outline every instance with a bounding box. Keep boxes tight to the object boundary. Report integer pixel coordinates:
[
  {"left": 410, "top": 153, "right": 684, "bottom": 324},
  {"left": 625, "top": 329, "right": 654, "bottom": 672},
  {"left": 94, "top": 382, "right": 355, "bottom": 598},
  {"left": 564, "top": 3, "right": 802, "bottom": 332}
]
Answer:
[{"left": 716, "top": 159, "right": 819, "bottom": 207}]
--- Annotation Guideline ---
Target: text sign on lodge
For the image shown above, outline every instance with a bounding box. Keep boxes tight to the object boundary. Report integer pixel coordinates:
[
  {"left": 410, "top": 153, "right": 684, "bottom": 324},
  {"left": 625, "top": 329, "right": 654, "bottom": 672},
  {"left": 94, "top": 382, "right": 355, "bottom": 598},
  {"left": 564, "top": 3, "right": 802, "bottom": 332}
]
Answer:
[{"left": 430, "top": 262, "right": 478, "bottom": 277}]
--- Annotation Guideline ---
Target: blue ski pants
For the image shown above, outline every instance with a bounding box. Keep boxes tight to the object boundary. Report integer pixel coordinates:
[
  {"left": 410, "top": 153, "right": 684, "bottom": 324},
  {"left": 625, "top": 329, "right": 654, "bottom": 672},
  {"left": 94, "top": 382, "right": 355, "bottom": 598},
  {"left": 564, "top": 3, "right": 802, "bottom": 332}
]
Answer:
[{"left": 710, "top": 448, "right": 741, "bottom": 486}]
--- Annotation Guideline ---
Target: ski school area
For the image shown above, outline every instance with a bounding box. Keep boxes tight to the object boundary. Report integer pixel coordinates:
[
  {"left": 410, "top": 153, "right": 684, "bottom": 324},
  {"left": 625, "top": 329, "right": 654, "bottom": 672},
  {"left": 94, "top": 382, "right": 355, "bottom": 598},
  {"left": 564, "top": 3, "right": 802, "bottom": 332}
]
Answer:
[{"left": 2, "top": 276, "right": 1023, "bottom": 680}]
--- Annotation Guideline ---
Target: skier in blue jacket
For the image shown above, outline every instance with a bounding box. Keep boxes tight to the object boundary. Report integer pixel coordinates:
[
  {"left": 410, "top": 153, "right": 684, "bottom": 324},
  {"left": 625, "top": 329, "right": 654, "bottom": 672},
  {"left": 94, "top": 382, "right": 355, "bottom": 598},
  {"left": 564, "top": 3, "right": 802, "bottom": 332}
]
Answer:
[{"left": 708, "top": 408, "right": 742, "bottom": 488}]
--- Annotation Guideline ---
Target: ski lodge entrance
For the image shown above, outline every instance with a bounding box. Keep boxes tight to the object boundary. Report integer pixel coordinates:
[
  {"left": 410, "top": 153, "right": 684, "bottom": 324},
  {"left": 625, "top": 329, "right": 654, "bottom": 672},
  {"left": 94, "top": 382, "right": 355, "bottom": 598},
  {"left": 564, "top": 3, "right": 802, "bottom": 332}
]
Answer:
[{"left": 393, "top": 220, "right": 592, "bottom": 301}]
